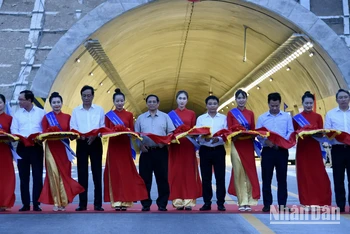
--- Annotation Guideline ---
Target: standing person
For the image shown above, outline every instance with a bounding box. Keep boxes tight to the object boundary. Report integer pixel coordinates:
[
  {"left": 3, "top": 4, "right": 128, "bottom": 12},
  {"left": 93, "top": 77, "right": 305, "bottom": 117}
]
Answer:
[
  {"left": 134, "top": 94, "right": 175, "bottom": 211},
  {"left": 293, "top": 91, "right": 331, "bottom": 210},
  {"left": 196, "top": 95, "right": 227, "bottom": 211},
  {"left": 325, "top": 88, "right": 350, "bottom": 212},
  {"left": 11, "top": 90, "right": 45, "bottom": 211},
  {"left": 168, "top": 90, "right": 202, "bottom": 211},
  {"left": 227, "top": 89, "right": 260, "bottom": 212},
  {"left": 39, "top": 92, "right": 84, "bottom": 211},
  {"left": 256, "top": 92, "right": 294, "bottom": 212},
  {"left": 104, "top": 88, "right": 148, "bottom": 211},
  {"left": 70, "top": 85, "right": 105, "bottom": 211},
  {"left": 0, "top": 94, "right": 15, "bottom": 211}
]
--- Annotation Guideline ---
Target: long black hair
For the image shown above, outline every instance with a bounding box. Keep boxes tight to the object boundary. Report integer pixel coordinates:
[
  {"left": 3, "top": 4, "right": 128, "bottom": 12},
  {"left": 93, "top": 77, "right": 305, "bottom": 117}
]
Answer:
[{"left": 0, "top": 94, "right": 5, "bottom": 103}]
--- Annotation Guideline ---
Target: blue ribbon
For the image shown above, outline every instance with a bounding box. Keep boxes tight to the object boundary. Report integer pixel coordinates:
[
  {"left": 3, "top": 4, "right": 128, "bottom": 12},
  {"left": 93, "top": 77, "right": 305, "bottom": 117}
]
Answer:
[
  {"left": 293, "top": 113, "right": 327, "bottom": 159},
  {"left": 105, "top": 110, "right": 136, "bottom": 159},
  {"left": 46, "top": 112, "right": 76, "bottom": 162},
  {"left": 168, "top": 110, "right": 184, "bottom": 128},
  {"left": 0, "top": 123, "right": 21, "bottom": 163},
  {"left": 230, "top": 108, "right": 250, "bottom": 129},
  {"left": 230, "top": 108, "right": 262, "bottom": 157},
  {"left": 293, "top": 113, "right": 311, "bottom": 127},
  {"left": 5, "top": 102, "right": 11, "bottom": 115},
  {"left": 168, "top": 110, "right": 200, "bottom": 150}
]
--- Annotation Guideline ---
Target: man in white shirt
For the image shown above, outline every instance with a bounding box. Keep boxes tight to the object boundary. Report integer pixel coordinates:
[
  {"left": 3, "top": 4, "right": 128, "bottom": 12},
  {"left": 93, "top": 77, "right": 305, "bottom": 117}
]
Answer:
[
  {"left": 11, "top": 90, "right": 45, "bottom": 212},
  {"left": 70, "top": 85, "right": 105, "bottom": 211},
  {"left": 196, "top": 95, "right": 227, "bottom": 211},
  {"left": 325, "top": 88, "right": 350, "bottom": 213},
  {"left": 256, "top": 92, "right": 294, "bottom": 213}
]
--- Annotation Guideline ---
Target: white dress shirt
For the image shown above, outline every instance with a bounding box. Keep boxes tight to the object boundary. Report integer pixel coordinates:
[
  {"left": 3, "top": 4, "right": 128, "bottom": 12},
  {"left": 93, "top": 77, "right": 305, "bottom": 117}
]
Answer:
[
  {"left": 11, "top": 105, "right": 46, "bottom": 137},
  {"left": 70, "top": 104, "right": 105, "bottom": 133},
  {"left": 196, "top": 112, "right": 227, "bottom": 147},
  {"left": 325, "top": 107, "right": 350, "bottom": 133},
  {"left": 256, "top": 111, "right": 294, "bottom": 140}
]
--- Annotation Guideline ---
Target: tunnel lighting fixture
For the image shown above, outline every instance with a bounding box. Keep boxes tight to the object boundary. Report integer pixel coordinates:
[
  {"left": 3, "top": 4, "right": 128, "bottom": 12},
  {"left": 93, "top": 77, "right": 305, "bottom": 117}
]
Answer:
[
  {"left": 231, "top": 102, "right": 234, "bottom": 105},
  {"left": 106, "top": 83, "right": 114, "bottom": 94},
  {"left": 84, "top": 39, "right": 142, "bottom": 115},
  {"left": 286, "top": 67, "right": 291, "bottom": 71},
  {"left": 99, "top": 76, "right": 108, "bottom": 90},
  {"left": 98, "top": 76, "right": 108, "bottom": 88},
  {"left": 226, "top": 106, "right": 228, "bottom": 109},
  {"left": 256, "top": 86, "right": 260, "bottom": 90},
  {"left": 243, "top": 26, "right": 248, "bottom": 62},
  {"left": 89, "top": 65, "right": 99, "bottom": 77},
  {"left": 269, "top": 77, "right": 273, "bottom": 82},
  {"left": 218, "top": 34, "right": 313, "bottom": 111},
  {"left": 309, "top": 51, "right": 314, "bottom": 57},
  {"left": 74, "top": 49, "right": 88, "bottom": 63}
]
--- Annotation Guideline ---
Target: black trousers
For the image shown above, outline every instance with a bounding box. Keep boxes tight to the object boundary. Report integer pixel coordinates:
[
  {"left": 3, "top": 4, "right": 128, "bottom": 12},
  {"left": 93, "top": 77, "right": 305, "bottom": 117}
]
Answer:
[
  {"left": 261, "top": 147, "right": 289, "bottom": 207},
  {"left": 331, "top": 145, "right": 350, "bottom": 209},
  {"left": 76, "top": 138, "right": 103, "bottom": 207},
  {"left": 17, "top": 142, "right": 43, "bottom": 207},
  {"left": 139, "top": 147, "right": 169, "bottom": 208},
  {"left": 199, "top": 145, "right": 226, "bottom": 206}
]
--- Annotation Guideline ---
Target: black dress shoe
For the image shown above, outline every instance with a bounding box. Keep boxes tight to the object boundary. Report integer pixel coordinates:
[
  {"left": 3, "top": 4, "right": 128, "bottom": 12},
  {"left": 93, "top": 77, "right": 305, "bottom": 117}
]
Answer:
[
  {"left": 19, "top": 206, "right": 30, "bottom": 212},
  {"left": 185, "top": 207, "right": 192, "bottom": 211},
  {"left": 121, "top": 206, "right": 127, "bottom": 211},
  {"left": 158, "top": 207, "right": 167, "bottom": 211},
  {"left": 94, "top": 206, "right": 104, "bottom": 211},
  {"left": 218, "top": 205, "right": 226, "bottom": 211},
  {"left": 142, "top": 206, "right": 150, "bottom": 211},
  {"left": 75, "top": 206, "right": 87, "bottom": 211},
  {"left": 176, "top": 207, "right": 184, "bottom": 210},
  {"left": 262, "top": 206, "right": 270, "bottom": 212},
  {"left": 199, "top": 204, "right": 211, "bottom": 211},
  {"left": 115, "top": 206, "right": 121, "bottom": 211},
  {"left": 33, "top": 206, "right": 42, "bottom": 211}
]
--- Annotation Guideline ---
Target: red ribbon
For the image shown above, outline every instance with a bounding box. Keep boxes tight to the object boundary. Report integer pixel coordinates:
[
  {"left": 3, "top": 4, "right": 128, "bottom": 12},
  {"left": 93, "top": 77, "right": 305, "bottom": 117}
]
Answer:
[
  {"left": 256, "top": 127, "right": 296, "bottom": 149},
  {"left": 15, "top": 133, "right": 41, "bottom": 147}
]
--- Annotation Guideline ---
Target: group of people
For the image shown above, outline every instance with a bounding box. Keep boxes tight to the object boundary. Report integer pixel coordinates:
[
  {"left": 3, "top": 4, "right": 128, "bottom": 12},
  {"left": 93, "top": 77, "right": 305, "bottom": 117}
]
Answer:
[{"left": 0, "top": 85, "right": 350, "bottom": 213}]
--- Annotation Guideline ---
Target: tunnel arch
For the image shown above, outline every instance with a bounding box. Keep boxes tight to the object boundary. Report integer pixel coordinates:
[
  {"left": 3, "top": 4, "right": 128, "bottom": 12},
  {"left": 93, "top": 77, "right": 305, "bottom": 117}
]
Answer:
[{"left": 31, "top": 0, "right": 350, "bottom": 117}]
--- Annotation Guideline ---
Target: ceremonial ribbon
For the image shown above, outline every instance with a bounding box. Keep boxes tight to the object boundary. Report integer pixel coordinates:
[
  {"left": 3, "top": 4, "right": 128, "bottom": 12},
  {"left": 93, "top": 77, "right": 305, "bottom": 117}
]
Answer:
[
  {"left": 293, "top": 113, "right": 327, "bottom": 159},
  {"left": 230, "top": 108, "right": 262, "bottom": 156},
  {"left": 105, "top": 110, "right": 136, "bottom": 159},
  {"left": 46, "top": 112, "right": 75, "bottom": 162},
  {"left": 0, "top": 123, "right": 21, "bottom": 163},
  {"left": 5, "top": 102, "right": 11, "bottom": 115},
  {"left": 168, "top": 110, "right": 200, "bottom": 149}
]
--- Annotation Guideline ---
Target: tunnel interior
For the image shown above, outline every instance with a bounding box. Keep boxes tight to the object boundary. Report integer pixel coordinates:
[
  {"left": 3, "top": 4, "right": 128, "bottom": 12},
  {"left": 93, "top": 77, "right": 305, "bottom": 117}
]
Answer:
[{"left": 44, "top": 0, "right": 345, "bottom": 118}]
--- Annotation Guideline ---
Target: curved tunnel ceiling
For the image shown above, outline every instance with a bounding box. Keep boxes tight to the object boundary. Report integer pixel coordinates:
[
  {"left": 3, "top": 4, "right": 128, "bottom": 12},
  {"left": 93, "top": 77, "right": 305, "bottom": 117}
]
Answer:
[{"left": 48, "top": 0, "right": 346, "bottom": 117}]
